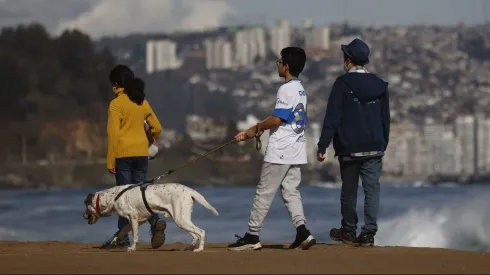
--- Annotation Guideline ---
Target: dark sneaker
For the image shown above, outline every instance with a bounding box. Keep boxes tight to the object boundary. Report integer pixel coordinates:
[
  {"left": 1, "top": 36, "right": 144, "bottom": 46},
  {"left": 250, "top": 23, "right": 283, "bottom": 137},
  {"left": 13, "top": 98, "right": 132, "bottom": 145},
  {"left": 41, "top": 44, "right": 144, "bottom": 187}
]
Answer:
[
  {"left": 150, "top": 219, "right": 167, "bottom": 249},
  {"left": 354, "top": 232, "right": 375, "bottom": 247},
  {"left": 228, "top": 233, "right": 262, "bottom": 251},
  {"left": 289, "top": 225, "right": 316, "bottom": 250},
  {"left": 330, "top": 228, "right": 356, "bottom": 245},
  {"left": 101, "top": 234, "right": 130, "bottom": 249}
]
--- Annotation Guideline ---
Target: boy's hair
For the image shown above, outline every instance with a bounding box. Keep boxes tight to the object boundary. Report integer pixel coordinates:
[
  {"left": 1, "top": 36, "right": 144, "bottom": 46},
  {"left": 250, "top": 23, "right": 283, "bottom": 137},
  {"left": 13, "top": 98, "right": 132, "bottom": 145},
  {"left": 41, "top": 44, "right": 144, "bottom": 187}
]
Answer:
[{"left": 280, "top": 47, "right": 306, "bottom": 77}]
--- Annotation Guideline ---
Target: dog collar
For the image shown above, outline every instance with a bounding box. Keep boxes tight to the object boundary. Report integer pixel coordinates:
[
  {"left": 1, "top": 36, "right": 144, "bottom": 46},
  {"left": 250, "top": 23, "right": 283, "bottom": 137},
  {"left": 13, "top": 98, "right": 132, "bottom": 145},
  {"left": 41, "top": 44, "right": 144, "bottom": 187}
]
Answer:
[{"left": 96, "top": 194, "right": 102, "bottom": 216}]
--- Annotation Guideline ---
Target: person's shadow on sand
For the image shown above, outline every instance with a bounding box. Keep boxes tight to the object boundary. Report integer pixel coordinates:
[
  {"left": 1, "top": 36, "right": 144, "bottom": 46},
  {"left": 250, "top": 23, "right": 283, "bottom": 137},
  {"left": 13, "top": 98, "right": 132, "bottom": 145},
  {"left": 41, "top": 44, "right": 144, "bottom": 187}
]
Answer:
[
  {"left": 90, "top": 246, "right": 180, "bottom": 252},
  {"left": 89, "top": 243, "right": 333, "bottom": 252}
]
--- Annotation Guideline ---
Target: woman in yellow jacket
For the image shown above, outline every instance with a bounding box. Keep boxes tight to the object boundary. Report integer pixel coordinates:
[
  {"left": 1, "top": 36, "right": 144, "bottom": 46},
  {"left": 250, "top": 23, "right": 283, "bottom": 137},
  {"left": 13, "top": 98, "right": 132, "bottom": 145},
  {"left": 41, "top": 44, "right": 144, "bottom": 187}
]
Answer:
[{"left": 103, "top": 64, "right": 166, "bottom": 249}]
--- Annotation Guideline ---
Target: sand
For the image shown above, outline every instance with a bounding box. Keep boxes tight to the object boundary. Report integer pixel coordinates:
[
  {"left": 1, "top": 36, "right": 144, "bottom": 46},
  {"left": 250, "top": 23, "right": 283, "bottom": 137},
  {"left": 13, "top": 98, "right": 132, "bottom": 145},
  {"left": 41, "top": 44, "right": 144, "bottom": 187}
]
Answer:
[{"left": 0, "top": 241, "right": 489, "bottom": 274}]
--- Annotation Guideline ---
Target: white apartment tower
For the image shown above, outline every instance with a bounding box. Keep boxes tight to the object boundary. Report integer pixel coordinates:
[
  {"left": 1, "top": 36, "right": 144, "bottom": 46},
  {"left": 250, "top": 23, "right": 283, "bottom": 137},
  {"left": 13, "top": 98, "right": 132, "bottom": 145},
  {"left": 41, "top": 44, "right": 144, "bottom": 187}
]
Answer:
[
  {"left": 146, "top": 40, "right": 182, "bottom": 73},
  {"left": 234, "top": 28, "right": 266, "bottom": 67},
  {"left": 269, "top": 20, "right": 291, "bottom": 57},
  {"left": 455, "top": 115, "right": 476, "bottom": 176},
  {"left": 475, "top": 113, "right": 490, "bottom": 174},
  {"left": 305, "top": 26, "right": 330, "bottom": 50},
  {"left": 204, "top": 39, "right": 233, "bottom": 69},
  {"left": 422, "top": 122, "right": 461, "bottom": 176},
  {"left": 383, "top": 123, "right": 411, "bottom": 175}
]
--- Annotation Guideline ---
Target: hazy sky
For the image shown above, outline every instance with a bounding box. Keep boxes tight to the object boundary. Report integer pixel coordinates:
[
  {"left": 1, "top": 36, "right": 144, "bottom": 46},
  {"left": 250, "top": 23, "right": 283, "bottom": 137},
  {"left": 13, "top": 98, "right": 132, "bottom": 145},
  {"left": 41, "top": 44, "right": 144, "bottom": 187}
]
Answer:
[{"left": 0, "top": 0, "right": 488, "bottom": 38}]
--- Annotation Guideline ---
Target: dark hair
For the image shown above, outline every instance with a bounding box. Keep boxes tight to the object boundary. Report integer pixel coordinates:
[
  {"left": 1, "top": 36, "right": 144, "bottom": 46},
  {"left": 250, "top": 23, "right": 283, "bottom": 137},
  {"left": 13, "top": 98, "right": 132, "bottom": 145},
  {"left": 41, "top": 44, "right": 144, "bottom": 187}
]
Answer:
[
  {"left": 109, "top": 64, "right": 145, "bottom": 105},
  {"left": 280, "top": 47, "right": 306, "bottom": 77}
]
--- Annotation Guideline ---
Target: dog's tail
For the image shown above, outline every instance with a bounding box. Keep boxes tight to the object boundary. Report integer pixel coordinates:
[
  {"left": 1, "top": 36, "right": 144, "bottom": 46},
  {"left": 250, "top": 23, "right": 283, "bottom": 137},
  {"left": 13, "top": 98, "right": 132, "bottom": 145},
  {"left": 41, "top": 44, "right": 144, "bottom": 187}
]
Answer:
[{"left": 190, "top": 190, "right": 219, "bottom": 216}]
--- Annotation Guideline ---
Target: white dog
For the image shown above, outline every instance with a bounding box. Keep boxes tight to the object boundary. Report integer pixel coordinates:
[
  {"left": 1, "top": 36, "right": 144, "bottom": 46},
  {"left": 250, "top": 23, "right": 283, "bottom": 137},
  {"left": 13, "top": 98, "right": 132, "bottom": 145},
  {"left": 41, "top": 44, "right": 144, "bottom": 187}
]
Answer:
[{"left": 83, "top": 183, "right": 219, "bottom": 252}]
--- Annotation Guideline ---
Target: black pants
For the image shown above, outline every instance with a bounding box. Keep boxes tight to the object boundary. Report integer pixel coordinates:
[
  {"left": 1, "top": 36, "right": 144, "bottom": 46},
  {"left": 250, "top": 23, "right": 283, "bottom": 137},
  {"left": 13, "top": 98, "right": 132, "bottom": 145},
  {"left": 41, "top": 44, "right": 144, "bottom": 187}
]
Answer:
[{"left": 339, "top": 156, "right": 382, "bottom": 234}]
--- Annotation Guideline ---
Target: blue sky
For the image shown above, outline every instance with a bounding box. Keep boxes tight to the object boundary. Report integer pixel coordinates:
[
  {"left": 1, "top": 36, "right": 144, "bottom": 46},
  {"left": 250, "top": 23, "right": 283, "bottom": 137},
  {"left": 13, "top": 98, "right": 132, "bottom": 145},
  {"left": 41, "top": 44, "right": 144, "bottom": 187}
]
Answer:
[
  {"left": 227, "top": 0, "right": 489, "bottom": 26},
  {"left": 0, "top": 0, "right": 487, "bottom": 38}
]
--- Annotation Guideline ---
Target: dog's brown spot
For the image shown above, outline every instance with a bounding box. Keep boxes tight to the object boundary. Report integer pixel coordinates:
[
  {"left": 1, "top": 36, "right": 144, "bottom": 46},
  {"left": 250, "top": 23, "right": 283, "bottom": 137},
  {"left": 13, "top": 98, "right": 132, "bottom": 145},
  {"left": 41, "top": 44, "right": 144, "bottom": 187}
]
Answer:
[
  {"left": 83, "top": 193, "right": 96, "bottom": 222},
  {"left": 84, "top": 193, "right": 95, "bottom": 206}
]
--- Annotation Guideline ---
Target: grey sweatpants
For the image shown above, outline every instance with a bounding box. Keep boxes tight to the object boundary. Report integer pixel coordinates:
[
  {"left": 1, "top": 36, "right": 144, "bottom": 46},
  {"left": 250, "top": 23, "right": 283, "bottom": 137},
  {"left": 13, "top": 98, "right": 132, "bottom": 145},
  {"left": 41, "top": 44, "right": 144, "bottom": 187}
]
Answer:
[{"left": 248, "top": 162, "right": 306, "bottom": 235}]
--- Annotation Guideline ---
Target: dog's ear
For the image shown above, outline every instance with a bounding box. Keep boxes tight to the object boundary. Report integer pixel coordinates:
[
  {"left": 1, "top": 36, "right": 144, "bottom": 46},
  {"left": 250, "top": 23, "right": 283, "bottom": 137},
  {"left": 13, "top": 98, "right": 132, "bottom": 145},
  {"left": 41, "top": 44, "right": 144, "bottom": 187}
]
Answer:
[{"left": 84, "top": 194, "right": 95, "bottom": 206}]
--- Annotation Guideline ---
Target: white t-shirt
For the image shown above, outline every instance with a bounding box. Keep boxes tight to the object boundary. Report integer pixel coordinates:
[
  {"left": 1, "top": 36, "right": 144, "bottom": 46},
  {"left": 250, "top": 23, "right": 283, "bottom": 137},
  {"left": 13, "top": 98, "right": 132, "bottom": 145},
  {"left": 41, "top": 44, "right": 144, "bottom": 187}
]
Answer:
[{"left": 264, "top": 79, "right": 307, "bottom": 165}]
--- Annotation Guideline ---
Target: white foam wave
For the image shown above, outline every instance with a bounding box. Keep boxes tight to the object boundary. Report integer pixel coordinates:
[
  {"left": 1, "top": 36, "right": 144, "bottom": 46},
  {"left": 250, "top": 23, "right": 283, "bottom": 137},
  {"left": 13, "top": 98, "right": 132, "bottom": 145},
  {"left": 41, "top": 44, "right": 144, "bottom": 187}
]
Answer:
[
  {"left": 32, "top": 205, "right": 77, "bottom": 215},
  {"left": 311, "top": 182, "right": 341, "bottom": 189},
  {"left": 377, "top": 193, "right": 490, "bottom": 251},
  {"left": 0, "top": 227, "right": 19, "bottom": 238},
  {"left": 313, "top": 180, "right": 461, "bottom": 189}
]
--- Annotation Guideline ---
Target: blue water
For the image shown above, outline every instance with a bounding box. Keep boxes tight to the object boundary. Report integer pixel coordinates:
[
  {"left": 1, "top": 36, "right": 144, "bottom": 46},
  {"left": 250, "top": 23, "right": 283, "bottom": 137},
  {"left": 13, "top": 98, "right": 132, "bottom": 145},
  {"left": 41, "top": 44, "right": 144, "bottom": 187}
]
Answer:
[{"left": 0, "top": 182, "right": 489, "bottom": 252}]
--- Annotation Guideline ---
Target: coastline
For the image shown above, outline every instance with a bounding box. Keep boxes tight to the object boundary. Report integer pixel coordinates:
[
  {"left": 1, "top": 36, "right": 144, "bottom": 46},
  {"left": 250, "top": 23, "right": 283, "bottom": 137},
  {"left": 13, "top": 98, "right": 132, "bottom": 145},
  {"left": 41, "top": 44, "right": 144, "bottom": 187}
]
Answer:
[
  {"left": 2, "top": 158, "right": 489, "bottom": 189},
  {"left": 0, "top": 157, "right": 337, "bottom": 189}
]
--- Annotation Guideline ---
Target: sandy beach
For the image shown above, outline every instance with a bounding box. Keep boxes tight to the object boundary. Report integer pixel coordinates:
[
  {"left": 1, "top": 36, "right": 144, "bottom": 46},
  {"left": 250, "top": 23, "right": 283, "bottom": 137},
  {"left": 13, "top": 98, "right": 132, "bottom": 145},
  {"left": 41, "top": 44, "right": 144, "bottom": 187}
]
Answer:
[{"left": 0, "top": 241, "right": 489, "bottom": 274}]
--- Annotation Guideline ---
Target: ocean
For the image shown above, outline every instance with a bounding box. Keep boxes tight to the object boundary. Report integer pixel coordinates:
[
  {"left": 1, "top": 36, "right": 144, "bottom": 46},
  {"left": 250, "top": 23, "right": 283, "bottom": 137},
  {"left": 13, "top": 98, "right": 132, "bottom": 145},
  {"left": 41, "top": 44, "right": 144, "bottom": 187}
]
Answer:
[{"left": 0, "top": 182, "right": 489, "bottom": 252}]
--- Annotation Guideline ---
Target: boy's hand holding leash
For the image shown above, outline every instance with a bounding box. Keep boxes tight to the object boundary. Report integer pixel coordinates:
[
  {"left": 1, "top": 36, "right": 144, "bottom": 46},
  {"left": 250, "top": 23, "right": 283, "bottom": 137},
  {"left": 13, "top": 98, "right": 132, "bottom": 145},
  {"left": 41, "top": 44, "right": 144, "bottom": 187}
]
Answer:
[{"left": 235, "top": 123, "right": 264, "bottom": 151}]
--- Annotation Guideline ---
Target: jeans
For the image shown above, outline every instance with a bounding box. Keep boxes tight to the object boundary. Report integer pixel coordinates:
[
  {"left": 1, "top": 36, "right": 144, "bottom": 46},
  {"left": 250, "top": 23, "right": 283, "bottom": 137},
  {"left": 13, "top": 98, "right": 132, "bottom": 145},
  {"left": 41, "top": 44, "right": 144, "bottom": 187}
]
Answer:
[
  {"left": 115, "top": 157, "right": 159, "bottom": 238},
  {"left": 338, "top": 156, "right": 382, "bottom": 234}
]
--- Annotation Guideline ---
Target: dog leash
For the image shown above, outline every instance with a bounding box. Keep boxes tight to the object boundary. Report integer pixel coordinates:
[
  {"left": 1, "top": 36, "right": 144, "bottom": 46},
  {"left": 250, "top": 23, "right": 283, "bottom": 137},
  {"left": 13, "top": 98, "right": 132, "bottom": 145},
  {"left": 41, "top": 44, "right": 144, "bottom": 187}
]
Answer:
[
  {"left": 114, "top": 128, "right": 264, "bottom": 201},
  {"left": 114, "top": 138, "right": 237, "bottom": 201},
  {"left": 254, "top": 123, "right": 264, "bottom": 151}
]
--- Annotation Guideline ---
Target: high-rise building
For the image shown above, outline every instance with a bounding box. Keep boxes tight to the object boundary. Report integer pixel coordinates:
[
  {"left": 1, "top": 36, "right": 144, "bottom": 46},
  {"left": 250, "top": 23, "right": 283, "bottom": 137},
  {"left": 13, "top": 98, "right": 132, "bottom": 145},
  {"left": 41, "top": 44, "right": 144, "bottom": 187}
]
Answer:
[
  {"left": 305, "top": 26, "right": 330, "bottom": 50},
  {"left": 246, "top": 28, "right": 266, "bottom": 63},
  {"left": 234, "top": 31, "right": 249, "bottom": 67},
  {"left": 455, "top": 115, "right": 476, "bottom": 176},
  {"left": 476, "top": 113, "right": 490, "bottom": 174},
  {"left": 404, "top": 126, "right": 432, "bottom": 177},
  {"left": 384, "top": 123, "right": 413, "bottom": 175},
  {"left": 422, "top": 121, "right": 461, "bottom": 176},
  {"left": 204, "top": 40, "right": 214, "bottom": 69},
  {"left": 221, "top": 41, "right": 233, "bottom": 68},
  {"left": 269, "top": 20, "right": 291, "bottom": 57},
  {"left": 234, "top": 28, "right": 266, "bottom": 67},
  {"left": 146, "top": 39, "right": 182, "bottom": 73},
  {"left": 431, "top": 131, "right": 462, "bottom": 176},
  {"left": 205, "top": 39, "right": 233, "bottom": 69},
  {"left": 383, "top": 116, "right": 490, "bottom": 178},
  {"left": 146, "top": 41, "right": 155, "bottom": 74}
]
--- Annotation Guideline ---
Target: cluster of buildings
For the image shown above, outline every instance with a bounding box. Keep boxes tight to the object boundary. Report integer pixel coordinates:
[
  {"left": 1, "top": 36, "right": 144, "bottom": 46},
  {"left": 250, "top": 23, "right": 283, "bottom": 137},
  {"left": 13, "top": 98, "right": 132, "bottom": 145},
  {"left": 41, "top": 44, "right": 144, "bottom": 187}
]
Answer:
[
  {"left": 127, "top": 21, "right": 490, "bottom": 181},
  {"left": 145, "top": 19, "right": 330, "bottom": 73},
  {"left": 383, "top": 114, "right": 490, "bottom": 179},
  {"left": 172, "top": 113, "right": 490, "bottom": 180},
  {"left": 360, "top": 25, "right": 490, "bottom": 123},
  {"left": 146, "top": 40, "right": 182, "bottom": 73}
]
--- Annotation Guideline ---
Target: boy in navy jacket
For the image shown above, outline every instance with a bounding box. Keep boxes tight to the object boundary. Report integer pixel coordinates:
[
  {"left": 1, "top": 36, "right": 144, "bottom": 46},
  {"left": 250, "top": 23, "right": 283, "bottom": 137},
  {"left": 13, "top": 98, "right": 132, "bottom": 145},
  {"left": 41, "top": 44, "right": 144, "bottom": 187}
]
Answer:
[{"left": 317, "top": 38, "right": 390, "bottom": 247}]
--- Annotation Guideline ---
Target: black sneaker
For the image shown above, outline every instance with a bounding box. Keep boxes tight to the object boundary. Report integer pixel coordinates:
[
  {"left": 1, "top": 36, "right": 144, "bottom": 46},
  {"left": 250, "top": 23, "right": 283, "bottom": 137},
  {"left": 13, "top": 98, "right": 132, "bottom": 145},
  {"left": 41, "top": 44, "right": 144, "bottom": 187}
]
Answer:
[
  {"left": 101, "top": 234, "right": 130, "bottom": 249},
  {"left": 329, "top": 228, "right": 356, "bottom": 245},
  {"left": 150, "top": 219, "right": 167, "bottom": 249},
  {"left": 354, "top": 232, "right": 375, "bottom": 247},
  {"left": 289, "top": 225, "right": 316, "bottom": 250},
  {"left": 228, "top": 233, "right": 262, "bottom": 251}
]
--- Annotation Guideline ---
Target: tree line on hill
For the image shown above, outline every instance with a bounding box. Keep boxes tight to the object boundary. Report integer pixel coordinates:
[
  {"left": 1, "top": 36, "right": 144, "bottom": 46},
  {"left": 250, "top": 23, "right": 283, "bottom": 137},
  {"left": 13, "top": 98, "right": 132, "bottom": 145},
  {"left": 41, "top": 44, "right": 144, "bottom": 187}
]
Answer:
[
  {"left": 0, "top": 23, "right": 115, "bottom": 164},
  {"left": 0, "top": 23, "right": 244, "bottom": 165}
]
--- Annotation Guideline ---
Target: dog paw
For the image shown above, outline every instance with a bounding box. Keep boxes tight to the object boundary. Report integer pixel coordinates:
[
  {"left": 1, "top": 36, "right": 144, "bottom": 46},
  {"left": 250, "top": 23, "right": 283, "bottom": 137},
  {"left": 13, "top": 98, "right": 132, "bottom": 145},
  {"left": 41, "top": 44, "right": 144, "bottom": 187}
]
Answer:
[
  {"left": 193, "top": 248, "right": 204, "bottom": 252},
  {"left": 126, "top": 247, "right": 136, "bottom": 252}
]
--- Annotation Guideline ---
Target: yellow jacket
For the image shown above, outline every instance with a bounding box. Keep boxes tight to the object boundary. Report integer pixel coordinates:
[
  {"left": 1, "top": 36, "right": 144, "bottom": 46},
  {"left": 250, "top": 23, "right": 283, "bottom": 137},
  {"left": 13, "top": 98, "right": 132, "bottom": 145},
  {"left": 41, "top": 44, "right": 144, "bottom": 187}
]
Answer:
[{"left": 106, "top": 88, "right": 162, "bottom": 169}]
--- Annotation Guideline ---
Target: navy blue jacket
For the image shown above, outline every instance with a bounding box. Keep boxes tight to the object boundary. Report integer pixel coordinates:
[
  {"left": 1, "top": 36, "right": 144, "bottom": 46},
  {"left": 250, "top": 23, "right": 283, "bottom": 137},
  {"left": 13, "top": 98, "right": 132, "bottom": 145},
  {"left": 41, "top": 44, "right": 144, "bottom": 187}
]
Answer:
[{"left": 317, "top": 72, "right": 390, "bottom": 156}]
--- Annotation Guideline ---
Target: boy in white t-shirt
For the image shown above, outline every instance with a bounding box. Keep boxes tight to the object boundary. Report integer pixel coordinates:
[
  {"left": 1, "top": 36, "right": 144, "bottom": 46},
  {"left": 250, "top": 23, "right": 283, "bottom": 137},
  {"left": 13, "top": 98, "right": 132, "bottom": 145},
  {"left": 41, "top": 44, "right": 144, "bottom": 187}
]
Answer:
[{"left": 228, "top": 47, "right": 316, "bottom": 251}]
